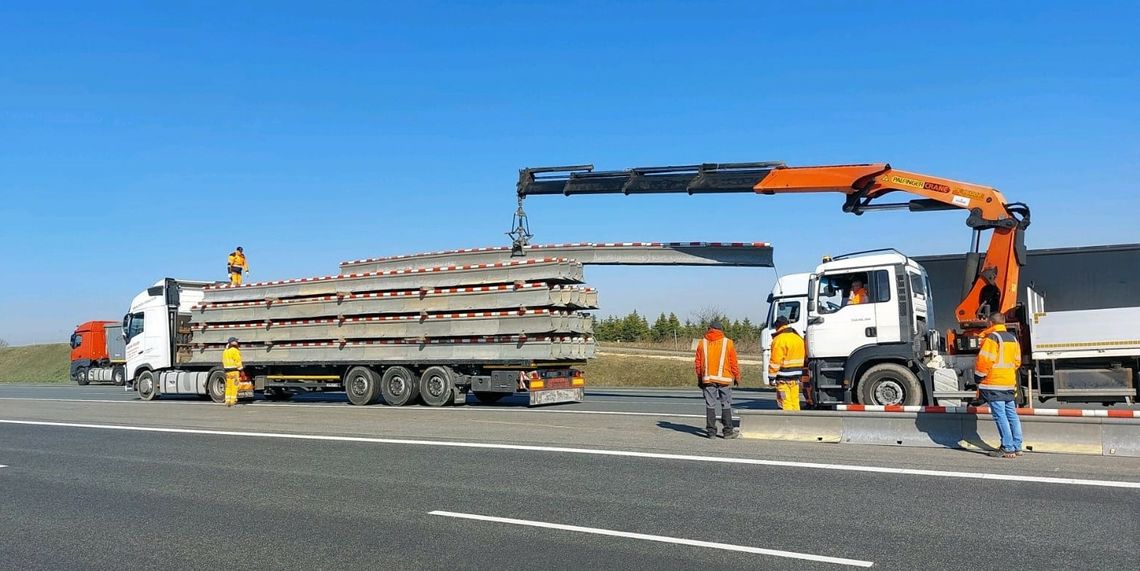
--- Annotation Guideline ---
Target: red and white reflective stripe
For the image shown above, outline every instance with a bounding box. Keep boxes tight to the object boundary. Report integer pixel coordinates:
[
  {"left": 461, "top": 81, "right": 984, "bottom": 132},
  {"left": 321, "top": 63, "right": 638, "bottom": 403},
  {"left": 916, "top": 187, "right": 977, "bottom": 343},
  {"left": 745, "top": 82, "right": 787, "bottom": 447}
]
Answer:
[
  {"left": 338, "top": 242, "right": 773, "bottom": 266},
  {"left": 834, "top": 405, "right": 1139, "bottom": 418},
  {"left": 204, "top": 259, "right": 576, "bottom": 289}
]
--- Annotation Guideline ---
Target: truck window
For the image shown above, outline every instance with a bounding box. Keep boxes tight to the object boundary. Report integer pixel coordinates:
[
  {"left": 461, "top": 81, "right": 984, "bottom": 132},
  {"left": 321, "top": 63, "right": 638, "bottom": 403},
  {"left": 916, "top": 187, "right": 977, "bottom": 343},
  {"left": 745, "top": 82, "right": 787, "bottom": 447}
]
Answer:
[
  {"left": 125, "top": 313, "right": 145, "bottom": 342},
  {"left": 767, "top": 300, "right": 801, "bottom": 327},
  {"left": 872, "top": 269, "right": 892, "bottom": 303},
  {"left": 909, "top": 272, "right": 926, "bottom": 298},
  {"left": 70, "top": 334, "right": 82, "bottom": 349}
]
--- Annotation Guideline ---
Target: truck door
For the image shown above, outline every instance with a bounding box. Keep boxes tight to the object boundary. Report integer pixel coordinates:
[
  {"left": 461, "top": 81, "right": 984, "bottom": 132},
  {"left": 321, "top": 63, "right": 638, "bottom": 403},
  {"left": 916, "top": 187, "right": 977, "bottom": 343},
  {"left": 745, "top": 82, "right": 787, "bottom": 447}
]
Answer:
[{"left": 807, "top": 272, "right": 880, "bottom": 358}]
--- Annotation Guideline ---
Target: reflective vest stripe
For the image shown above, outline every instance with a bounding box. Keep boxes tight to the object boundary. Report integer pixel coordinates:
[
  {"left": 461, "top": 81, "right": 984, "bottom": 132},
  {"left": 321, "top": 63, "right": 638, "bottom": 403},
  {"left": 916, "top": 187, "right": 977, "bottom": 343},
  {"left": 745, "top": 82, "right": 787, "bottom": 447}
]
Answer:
[{"left": 702, "top": 338, "right": 732, "bottom": 383}]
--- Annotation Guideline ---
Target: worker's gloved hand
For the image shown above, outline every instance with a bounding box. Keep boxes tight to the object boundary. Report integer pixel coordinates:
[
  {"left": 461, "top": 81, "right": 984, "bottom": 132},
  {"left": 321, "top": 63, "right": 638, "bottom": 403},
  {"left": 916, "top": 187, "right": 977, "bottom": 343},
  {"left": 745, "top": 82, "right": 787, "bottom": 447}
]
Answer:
[{"left": 767, "top": 377, "right": 777, "bottom": 387}]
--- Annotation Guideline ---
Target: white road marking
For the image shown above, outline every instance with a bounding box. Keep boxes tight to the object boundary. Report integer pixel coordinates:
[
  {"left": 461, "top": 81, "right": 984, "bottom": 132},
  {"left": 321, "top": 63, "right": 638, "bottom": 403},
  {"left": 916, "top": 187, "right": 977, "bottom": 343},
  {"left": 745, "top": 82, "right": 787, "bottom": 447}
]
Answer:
[
  {"left": 429, "top": 510, "right": 873, "bottom": 567},
  {"left": 0, "top": 465, "right": 7, "bottom": 469},
  {"left": 0, "top": 397, "right": 707, "bottom": 418},
  {"left": 2, "top": 419, "right": 1138, "bottom": 490}
]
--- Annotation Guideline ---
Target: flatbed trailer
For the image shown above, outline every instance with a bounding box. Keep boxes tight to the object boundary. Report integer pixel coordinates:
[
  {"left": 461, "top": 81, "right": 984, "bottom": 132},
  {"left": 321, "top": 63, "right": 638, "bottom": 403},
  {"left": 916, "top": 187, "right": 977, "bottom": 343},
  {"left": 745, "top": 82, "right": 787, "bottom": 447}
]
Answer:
[{"left": 126, "top": 263, "right": 594, "bottom": 407}]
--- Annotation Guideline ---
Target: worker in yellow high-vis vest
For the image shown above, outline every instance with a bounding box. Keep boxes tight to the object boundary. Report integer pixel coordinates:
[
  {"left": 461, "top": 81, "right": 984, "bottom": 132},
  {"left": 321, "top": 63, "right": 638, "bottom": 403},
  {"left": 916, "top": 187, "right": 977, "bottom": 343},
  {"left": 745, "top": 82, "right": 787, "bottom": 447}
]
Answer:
[
  {"left": 768, "top": 316, "right": 806, "bottom": 411},
  {"left": 221, "top": 337, "right": 244, "bottom": 407},
  {"left": 694, "top": 320, "right": 741, "bottom": 439},
  {"left": 227, "top": 247, "right": 249, "bottom": 286}
]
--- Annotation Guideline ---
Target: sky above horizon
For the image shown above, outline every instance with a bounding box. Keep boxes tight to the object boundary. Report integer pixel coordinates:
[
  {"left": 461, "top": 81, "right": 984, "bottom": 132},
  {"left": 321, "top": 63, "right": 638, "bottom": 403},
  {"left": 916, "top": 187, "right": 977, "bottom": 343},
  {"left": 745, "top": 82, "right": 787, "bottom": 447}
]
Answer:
[{"left": 1, "top": 1, "right": 1138, "bottom": 344}]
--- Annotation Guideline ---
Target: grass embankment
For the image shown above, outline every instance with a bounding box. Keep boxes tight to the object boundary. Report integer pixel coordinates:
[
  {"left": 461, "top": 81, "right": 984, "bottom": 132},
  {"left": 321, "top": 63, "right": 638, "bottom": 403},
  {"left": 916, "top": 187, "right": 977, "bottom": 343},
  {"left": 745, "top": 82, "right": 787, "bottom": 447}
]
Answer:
[
  {"left": 0, "top": 343, "right": 71, "bottom": 383},
  {"left": 0, "top": 343, "right": 760, "bottom": 388},
  {"left": 583, "top": 354, "right": 766, "bottom": 389}
]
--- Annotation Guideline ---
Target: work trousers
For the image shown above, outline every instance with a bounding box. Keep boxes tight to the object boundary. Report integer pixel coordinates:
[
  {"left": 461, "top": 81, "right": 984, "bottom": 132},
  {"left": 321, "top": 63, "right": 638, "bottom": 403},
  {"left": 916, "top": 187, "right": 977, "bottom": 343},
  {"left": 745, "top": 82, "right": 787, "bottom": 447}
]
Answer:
[
  {"left": 229, "top": 271, "right": 243, "bottom": 286},
  {"left": 776, "top": 381, "right": 801, "bottom": 411},
  {"left": 982, "top": 389, "right": 1023, "bottom": 452},
  {"left": 224, "top": 371, "right": 240, "bottom": 406},
  {"left": 702, "top": 384, "right": 734, "bottom": 431}
]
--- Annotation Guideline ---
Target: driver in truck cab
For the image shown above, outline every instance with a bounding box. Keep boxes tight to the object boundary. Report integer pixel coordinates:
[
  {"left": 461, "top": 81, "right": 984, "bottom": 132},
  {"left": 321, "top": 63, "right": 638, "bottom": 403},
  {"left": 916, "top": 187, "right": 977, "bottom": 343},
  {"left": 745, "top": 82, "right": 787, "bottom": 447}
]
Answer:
[{"left": 847, "top": 278, "right": 868, "bottom": 305}]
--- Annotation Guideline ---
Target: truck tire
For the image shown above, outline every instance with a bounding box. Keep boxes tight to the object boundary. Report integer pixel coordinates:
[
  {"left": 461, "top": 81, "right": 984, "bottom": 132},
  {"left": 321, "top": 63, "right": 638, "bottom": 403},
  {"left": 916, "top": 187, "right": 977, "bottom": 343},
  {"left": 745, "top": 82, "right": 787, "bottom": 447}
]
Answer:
[
  {"left": 75, "top": 367, "right": 89, "bottom": 386},
  {"left": 345, "top": 366, "right": 380, "bottom": 406},
  {"left": 419, "top": 366, "right": 454, "bottom": 407},
  {"left": 473, "top": 392, "right": 506, "bottom": 404},
  {"left": 380, "top": 366, "right": 419, "bottom": 406},
  {"left": 206, "top": 369, "right": 227, "bottom": 403},
  {"left": 856, "top": 363, "right": 923, "bottom": 406},
  {"left": 112, "top": 366, "right": 126, "bottom": 386},
  {"left": 136, "top": 370, "right": 159, "bottom": 401}
]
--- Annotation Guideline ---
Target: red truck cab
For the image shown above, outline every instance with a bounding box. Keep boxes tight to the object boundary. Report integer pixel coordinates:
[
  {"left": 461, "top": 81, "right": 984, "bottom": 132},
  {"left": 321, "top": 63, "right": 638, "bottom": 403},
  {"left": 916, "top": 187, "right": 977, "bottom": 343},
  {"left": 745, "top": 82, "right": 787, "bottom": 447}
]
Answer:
[{"left": 70, "top": 320, "right": 127, "bottom": 385}]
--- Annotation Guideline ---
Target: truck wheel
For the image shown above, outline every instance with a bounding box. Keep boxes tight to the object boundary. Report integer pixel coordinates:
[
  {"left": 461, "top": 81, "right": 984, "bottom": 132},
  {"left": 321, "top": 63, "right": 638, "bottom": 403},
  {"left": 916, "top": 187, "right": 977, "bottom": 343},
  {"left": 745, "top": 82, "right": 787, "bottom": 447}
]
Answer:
[
  {"left": 206, "top": 370, "right": 227, "bottom": 403},
  {"left": 136, "top": 370, "right": 159, "bottom": 401},
  {"left": 380, "top": 366, "right": 419, "bottom": 406},
  {"left": 112, "top": 366, "right": 126, "bottom": 386},
  {"left": 857, "top": 363, "right": 923, "bottom": 406},
  {"left": 473, "top": 392, "right": 506, "bottom": 404},
  {"left": 419, "top": 366, "right": 454, "bottom": 407},
  {"left": 75, "top": 367, "right": 89, "bottom": 386},
  {"left": 345, "top": 366, "right": 380, "bottom": 406}
]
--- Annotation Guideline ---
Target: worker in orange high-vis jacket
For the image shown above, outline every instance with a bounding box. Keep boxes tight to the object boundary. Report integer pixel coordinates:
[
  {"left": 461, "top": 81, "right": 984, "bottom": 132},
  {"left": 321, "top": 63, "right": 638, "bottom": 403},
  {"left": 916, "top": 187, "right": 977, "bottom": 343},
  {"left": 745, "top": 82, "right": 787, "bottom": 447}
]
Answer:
[
  {"left": 767, "top": 316, "right": 806, "bottom": 411},
  {"left": 221, "top": 337, "right": 244, "bottom": 407},
  {"left": 975, "top": 312, "right": 1024, "bottom": 458},
  {"left": 695, "top": 320, "right": 741, "bottom": 439},
  {"left": 847, "top": 279, "right": 869, "bottom": 306},
  {"left": 227, "top": 246, "right": 249, "bottom": 285}
]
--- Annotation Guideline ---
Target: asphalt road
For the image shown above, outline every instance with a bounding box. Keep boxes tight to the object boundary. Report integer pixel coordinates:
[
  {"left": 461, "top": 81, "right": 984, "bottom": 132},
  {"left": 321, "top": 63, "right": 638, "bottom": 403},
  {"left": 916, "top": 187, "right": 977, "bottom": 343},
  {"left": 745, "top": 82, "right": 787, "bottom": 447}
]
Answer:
[{"left": 1, "top": 385, "right": 1138, "bottom": 570}]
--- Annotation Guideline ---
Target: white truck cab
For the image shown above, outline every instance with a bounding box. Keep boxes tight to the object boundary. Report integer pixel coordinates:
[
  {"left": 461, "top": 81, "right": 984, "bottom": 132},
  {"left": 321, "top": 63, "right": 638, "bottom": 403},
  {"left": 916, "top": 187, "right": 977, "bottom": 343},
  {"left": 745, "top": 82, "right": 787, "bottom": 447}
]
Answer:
[
  {"left": 763, "top": 251, "right": 971, "bottom": 406},
  {"left": 123, "top": 278, "right": 210, "bottom": 385}
]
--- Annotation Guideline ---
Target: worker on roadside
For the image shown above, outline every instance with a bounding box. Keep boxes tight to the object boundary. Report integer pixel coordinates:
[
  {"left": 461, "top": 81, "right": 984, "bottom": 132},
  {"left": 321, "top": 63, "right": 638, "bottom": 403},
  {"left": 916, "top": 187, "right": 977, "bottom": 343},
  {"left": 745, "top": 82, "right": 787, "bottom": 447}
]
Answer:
[
  {"left": 768, "top": 316, "right": 806, "bottom": 411},
  {"left": 221, "top": 337, "right": 244, "bottom": 407},
  {"left": 227, "top": 246, "right": 249, "bottom": 286},
  {"left": 848, "top": 279, "right": 869, "bottom": 305},
  {"left": 694, "top": 320, "right": 741, "bottom": 439},
  {"left": 975, "top": 312, "right": 1024, "bottom": 458}
]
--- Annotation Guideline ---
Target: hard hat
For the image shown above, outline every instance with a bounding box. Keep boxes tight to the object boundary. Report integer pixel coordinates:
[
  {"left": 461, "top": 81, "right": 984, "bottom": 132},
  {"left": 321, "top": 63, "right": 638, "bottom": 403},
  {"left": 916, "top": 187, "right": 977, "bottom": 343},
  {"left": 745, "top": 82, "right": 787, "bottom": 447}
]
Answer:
[
  {"left": 709, "top": 320, "right": 724, "bottom": 331},
  {"left": 236, "top": 246, "right": 243, "bottom": 252},
  {"left": 227, "top": 337, "right": 239, "bottom": 343}
]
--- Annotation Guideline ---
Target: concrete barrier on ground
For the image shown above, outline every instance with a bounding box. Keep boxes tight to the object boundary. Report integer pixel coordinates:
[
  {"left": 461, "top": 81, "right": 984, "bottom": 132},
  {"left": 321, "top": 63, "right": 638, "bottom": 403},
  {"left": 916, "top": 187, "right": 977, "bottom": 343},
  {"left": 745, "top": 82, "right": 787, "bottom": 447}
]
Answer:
[{"left": 739, "top": 410, "right": 1140, "bottom": 457}]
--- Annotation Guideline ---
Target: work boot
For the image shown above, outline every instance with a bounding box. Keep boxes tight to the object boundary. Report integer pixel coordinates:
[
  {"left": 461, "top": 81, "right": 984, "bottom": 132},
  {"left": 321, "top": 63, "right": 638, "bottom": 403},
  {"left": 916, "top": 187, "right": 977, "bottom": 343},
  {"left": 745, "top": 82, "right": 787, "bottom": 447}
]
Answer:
[
  {"left": 705, "top": 408, "right": 718, "bottom": 438},
  {"left": 721, "top": 408, "right": 740, "bottom": 438}
]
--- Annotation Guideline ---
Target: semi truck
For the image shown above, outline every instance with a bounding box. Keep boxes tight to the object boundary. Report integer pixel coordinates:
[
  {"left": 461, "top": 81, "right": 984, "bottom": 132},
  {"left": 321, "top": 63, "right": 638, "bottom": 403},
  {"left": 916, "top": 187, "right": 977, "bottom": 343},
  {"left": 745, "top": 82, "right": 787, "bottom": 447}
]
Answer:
[
  {"left": 124, "top": 258, "right": 596, "bottom": 406},
  {"left": 761, "top": 248, "right": 1140, "bottom": 406},
  {"left": 69, "top": 320, "right": 126, "bottom": 385}
]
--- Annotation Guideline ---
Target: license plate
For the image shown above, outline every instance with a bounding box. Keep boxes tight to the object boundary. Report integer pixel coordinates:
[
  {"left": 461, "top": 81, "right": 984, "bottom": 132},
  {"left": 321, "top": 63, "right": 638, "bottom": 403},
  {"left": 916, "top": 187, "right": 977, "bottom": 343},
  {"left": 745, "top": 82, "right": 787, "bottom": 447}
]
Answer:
[{"left": 529, "top": 387, "right": 584, "bottom": 406}]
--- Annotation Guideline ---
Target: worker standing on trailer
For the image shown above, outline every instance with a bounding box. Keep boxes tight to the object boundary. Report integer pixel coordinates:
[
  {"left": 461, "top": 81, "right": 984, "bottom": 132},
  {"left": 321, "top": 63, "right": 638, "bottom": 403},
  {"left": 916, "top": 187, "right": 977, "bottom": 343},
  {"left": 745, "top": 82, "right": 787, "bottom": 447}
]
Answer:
[
  {"left": 695, "top": 320, "right": 741, "bottom": 439},
  {"left": 848, "top": 279, "right": 868, "bottom": 305},
  {"left": 768, "top": 316, "right": 806, "bottom": 411},
  {"left": 975, "top": 313, "right": 1024, "bottom": 458},
  {"left": 227, "top": 246, "right": 249, "bottom": 285},
  {"left": 222, "top": 337, "right": 244, "bottom": 407}
]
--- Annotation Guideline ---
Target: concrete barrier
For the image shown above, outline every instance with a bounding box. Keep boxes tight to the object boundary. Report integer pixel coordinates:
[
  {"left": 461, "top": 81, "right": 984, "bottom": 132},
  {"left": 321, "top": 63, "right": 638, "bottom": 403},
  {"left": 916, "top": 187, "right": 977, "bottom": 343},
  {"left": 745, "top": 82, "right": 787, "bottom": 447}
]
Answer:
[{"left": 739, "top": 410, "right": 1140, "bottom": 457}]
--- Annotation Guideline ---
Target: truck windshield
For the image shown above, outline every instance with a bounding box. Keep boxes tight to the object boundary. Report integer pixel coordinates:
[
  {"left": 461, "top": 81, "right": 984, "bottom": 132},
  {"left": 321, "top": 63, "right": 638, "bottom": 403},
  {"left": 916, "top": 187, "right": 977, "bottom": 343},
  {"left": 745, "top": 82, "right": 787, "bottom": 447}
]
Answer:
[
  {"left": 766, "top": 300, "right": 801, "bottom": 327},
  {"left": 70, "top": 334, "right": 82, "bottom": 349}
]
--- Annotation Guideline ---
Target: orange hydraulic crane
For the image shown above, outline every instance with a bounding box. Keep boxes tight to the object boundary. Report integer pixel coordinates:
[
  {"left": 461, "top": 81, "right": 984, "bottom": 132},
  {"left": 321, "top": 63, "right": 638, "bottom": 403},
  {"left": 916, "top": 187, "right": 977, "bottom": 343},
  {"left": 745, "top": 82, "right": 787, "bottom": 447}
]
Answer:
[{"left": 511, "top": 162, "right": 1031, "bottom": 347}]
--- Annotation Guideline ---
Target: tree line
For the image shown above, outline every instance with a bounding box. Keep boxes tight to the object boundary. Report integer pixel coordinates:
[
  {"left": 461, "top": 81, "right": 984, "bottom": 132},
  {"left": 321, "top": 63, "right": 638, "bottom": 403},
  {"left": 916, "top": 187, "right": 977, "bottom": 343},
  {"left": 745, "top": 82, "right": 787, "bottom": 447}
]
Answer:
[{"left": 592, "top": 310, "right": 763, "bottom": 344}]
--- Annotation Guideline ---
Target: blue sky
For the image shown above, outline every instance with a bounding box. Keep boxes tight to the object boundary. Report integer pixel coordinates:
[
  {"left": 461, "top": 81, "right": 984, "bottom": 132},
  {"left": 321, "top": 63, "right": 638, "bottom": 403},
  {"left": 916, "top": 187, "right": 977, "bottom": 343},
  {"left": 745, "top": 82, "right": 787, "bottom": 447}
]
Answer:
[{"left": 1, "top": 1, "right": 1137, "bottom": 344}]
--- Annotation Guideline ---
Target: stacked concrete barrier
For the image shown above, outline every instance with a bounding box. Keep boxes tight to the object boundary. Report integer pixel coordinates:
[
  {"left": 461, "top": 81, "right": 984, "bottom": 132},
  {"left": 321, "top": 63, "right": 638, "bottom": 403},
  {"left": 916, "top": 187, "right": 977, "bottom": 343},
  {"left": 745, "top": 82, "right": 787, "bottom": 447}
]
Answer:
[
  {"left": 183, "top": 258, "right": 596, "bottom": 366},
  {"left": 740, "top": 407, "right": 1140, "bottom": 457}
]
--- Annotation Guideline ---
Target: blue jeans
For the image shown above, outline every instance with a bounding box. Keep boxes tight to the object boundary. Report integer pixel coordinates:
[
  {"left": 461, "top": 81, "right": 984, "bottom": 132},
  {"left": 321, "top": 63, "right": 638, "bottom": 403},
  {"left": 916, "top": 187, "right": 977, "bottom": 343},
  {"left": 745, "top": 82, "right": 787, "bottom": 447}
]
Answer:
[{"left": 983, "top": 391, "right": 1023, "bottom": 452}]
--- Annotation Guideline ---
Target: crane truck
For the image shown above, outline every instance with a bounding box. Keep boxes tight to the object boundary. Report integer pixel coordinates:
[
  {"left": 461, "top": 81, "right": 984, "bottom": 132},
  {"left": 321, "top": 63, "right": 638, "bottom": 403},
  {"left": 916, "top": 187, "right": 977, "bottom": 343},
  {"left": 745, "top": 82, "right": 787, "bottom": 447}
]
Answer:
[{"left": 512, "top": 161, "right": 1137, "bottom": 406}]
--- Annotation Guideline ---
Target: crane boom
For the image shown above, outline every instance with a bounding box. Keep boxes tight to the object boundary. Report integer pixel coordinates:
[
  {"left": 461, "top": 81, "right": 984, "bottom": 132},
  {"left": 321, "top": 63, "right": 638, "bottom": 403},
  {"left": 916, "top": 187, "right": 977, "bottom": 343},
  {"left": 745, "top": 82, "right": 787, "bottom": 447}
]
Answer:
[{"left": 513, "top": 162, "right": 1031, "bottom": 341}]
